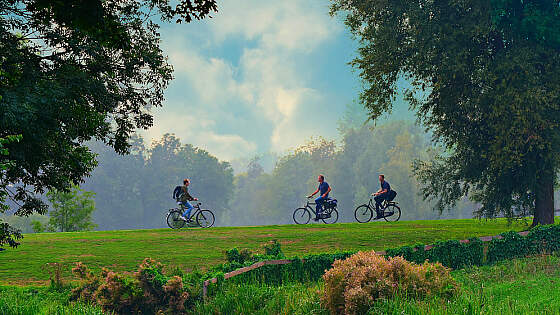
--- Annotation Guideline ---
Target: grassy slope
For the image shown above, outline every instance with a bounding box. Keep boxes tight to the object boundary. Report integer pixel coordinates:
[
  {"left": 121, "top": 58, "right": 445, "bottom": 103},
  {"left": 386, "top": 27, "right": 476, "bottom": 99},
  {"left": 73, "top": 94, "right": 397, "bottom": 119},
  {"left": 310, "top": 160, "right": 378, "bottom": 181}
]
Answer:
[
  {"left": 1, "top": 219, "right": 526, "bottom": 285},
  {"left": 196, "top": 255, "right": 560, "bottom": 315}
]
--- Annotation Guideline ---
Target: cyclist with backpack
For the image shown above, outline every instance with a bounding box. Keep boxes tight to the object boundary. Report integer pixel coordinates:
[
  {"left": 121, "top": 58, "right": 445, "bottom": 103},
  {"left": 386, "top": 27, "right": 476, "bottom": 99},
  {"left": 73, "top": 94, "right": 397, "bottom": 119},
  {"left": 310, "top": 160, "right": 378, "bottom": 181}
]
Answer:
[
  {"left": 172, "top": 179, "right": 198, "bottom": 222},
  {"left": 373, "top": 174, "right": 392, "bottom": 218}
]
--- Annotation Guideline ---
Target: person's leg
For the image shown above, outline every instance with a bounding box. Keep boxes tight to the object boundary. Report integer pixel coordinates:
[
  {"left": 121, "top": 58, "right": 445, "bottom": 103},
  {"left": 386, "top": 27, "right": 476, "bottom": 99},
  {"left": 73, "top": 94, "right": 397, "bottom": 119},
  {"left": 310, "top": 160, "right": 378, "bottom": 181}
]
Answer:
[
  {"left": 182, "top": 201, "right": 194, "bottom": 220},
  {"left": 374, "top": 195, "right": 383, "bottom": 211},
  {"left": 375, "top": 193, "right": 390, "bottom": 216},
  {"left": 315, "top": 196, "right": 325, "bottom": 217}
]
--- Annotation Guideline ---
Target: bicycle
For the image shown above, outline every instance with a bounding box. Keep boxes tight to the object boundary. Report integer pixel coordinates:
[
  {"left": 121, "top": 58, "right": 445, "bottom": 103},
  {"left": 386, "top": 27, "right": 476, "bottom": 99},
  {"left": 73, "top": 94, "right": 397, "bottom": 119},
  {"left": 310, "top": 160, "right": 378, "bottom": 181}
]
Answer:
[
  {"left": 293, "top": 197, "right": 339, "bottom": 224},
  {"left": 166, "top": 202, "right": 215, "bottom": 229},
  {"left": 354, "top": 195, "right": 401, "bottom": 223}
]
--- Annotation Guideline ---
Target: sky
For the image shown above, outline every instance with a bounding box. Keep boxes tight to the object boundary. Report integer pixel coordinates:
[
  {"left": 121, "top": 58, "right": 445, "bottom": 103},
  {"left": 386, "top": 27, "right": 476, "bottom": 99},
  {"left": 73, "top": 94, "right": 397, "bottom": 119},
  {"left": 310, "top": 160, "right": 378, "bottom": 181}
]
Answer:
[{"left": 141, "top": 0, "right": 411, "bottom": 163}]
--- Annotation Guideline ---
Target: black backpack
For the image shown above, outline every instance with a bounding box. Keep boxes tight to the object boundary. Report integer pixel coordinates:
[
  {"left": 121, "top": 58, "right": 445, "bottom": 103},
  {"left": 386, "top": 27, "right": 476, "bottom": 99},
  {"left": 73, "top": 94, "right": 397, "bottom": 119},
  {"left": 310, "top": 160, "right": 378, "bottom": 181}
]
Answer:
[
  {"left": 172, "top": 186, "right": 183, "bottom": 200},
  {"left": 387, "top": 190, "right": 397, "bottom": 201}
]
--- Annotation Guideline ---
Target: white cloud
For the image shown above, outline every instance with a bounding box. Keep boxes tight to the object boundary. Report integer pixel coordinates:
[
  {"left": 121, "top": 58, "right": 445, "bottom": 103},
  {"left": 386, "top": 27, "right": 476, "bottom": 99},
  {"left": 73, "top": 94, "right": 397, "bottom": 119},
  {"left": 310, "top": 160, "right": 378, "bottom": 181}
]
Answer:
[
  {"left": 151, "top": 0, "right": 344, "bottom": 160},
  {"left": 141, "top": 113, "right": 257, "bottom": 161}
]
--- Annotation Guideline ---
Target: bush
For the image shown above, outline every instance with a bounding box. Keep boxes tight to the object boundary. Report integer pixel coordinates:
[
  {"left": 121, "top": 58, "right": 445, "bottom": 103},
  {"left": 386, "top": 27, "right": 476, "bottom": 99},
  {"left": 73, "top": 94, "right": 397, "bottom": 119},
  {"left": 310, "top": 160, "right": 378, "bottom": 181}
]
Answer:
[
  {"left": 321, "top": 251, "right": 457, "bottom": 315},
  {"left": 385, "top": 238, "right": 484, "bottom": 269},
  {"left": 71, "top": 258, "right": 193, "bottom": 314}
]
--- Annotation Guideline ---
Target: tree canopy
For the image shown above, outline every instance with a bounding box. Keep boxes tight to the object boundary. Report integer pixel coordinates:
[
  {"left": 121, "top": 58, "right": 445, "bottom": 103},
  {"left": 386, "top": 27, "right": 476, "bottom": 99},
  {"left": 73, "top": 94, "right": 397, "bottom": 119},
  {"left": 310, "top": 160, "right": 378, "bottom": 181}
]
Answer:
[
  {"left": 332, "top": 0, "right": 560, "bottom": 225},
  {"left": 0, "top": 0, "right": 217, "bottom": 247}
]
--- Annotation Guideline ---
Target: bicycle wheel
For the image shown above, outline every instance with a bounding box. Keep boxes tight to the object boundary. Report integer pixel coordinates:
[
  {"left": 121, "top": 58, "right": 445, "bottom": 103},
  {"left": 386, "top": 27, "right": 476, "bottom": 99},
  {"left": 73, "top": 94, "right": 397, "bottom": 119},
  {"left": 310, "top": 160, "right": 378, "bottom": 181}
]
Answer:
[
  {"left": 383, "top": 204, "right": 401, "bottom": 222},
  {"left": 196, "top": 210, "right": 215, "bottom": 228},
  {"left": 293, "top": 207, "right": 311, "bottom": 225},
  {"left": 354, "top": 204, "right": 373, "bottom": 223},
  {"left": 322, "top": 208, "right": 339, "bottom": 224},
  {"left": 167, "top": 210, "right": 186, "bottom": 229}
]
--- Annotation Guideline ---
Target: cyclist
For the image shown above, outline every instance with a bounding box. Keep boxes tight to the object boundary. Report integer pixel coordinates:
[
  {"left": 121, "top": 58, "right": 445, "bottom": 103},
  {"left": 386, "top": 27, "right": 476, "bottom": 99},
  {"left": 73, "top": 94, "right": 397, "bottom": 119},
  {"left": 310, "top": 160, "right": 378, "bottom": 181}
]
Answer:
[
  {"left": 178, "top": 178, "right": 198, "bottom": 222},
  {"left": 307, "top": 174, "right": 331, "bottom": 221},
  {"left": 373, "top": 174, "right": 391, "bottom": 218}
]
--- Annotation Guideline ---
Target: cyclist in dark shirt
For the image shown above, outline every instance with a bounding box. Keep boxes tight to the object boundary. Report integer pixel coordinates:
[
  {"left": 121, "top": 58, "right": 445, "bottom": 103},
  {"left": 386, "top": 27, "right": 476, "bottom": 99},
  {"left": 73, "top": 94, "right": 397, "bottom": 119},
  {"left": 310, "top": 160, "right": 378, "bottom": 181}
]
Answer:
[
  {"left": 307, "top": 174, "right": 332, "bottom": 221},
  {"left": 373, "top": 174, "right": 391, "bottom": 218}
]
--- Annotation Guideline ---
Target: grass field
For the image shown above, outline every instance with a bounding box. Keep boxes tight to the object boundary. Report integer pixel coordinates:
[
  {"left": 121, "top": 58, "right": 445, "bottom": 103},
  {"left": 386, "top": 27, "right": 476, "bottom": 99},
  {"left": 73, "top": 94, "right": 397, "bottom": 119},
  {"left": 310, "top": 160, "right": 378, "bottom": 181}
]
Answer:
[{"left": 0, "top": 219, "right": 527, "bottom": 285}]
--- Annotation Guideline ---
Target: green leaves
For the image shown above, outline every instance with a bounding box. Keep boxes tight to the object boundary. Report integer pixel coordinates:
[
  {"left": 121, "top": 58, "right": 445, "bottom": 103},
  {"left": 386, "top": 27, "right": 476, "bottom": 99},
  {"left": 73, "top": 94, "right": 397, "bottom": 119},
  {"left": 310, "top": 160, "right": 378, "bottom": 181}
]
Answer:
[{"left": 46, "top": 184, "right": 97, "bottom": 232}]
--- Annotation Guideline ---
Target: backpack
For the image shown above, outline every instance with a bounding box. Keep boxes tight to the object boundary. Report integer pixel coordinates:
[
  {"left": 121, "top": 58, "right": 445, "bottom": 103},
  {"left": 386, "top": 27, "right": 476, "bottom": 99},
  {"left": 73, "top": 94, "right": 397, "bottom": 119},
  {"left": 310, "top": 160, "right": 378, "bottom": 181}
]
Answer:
[
  {"left": 387, "top": 190, "right": 397, "bottom": 201},
  {"left": 325, "top": 198, "right": 337, "bottom": 208},
  {"left": 172, "top": 186, "right": 183, "bottom": 200}
]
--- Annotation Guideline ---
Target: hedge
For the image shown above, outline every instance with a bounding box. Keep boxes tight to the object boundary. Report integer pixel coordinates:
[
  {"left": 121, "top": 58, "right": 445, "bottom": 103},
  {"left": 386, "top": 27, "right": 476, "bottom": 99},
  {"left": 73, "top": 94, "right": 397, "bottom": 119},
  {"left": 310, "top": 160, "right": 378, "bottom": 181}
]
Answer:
[
  {"left": 386, "top": 224, "right": 560, "bottom": 269},
  {"left": 385, "top": 238, "right": 484, "bottom": 269},
  {"left": 205, "top": 224, "right": 560, "bottom": 295}
]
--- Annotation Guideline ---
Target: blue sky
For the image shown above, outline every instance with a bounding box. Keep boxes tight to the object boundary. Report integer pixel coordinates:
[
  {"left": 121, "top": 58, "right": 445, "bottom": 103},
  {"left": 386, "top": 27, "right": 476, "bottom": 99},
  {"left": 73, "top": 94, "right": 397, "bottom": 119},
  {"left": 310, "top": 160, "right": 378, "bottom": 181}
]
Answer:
[{"left": 141, "top": 0, "right": 410, "bottom": 162}]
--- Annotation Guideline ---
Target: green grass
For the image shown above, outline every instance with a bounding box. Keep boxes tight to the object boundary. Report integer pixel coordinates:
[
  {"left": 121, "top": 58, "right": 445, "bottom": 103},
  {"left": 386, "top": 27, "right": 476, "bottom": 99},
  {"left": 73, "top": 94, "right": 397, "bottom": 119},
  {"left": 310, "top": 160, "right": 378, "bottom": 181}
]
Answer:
[
  {"left": 1, "top": 219, "right": 526, "bottom": 285},
  {"left": 0, "top": 286, "right": 105, "bottom": 315},
  {"left": 198, "top": 255, "right": 560, "bottom": 315}
]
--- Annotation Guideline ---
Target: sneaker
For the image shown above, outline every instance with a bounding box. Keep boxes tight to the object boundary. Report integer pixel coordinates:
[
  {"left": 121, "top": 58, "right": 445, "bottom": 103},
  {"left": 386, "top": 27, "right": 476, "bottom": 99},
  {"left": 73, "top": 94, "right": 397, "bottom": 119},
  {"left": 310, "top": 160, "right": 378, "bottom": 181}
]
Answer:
[{"left": 179, "top": 215, "right": 188, "bottom": 221}]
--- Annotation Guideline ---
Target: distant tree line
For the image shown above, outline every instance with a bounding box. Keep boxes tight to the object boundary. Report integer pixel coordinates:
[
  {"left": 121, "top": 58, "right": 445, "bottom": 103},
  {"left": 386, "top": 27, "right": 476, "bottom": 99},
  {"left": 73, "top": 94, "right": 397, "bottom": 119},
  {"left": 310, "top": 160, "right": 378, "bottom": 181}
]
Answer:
[{"left": 55, "top": 118, "right": 473, "bottom": 230}]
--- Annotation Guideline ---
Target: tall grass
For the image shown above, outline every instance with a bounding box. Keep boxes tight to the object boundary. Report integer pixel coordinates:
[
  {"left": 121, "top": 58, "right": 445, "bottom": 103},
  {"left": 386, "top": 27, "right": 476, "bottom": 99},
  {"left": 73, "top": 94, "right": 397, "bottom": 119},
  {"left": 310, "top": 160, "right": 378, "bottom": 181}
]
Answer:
[
  {"left": 194, "top": 283, "right": 326, "bottom": 315},
  {"left": 0, "top": 286, "right": 105, "bottom": 315}
]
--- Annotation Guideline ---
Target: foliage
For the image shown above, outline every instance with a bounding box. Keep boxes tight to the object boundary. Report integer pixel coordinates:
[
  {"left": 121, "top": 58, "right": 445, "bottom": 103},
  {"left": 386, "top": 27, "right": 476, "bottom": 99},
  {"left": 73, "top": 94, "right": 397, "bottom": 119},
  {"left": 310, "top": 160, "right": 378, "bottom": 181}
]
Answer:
[
  {"left": 71, "top": 258, "right": 192, "bottom": 314},
  {"left": 207, "top": 241, "right": 355, "bottom": 289},
  {"left": 331, "top": 0, "right": 560, "bottom": 226},
  {"left": 385, "top": 224, "right": 560, "bottom": 268},
  {"left": 321, "top": 251, "right": 457, "bottom": 315},
  {"left": 46, "top": 184, "right": 97, "bottom": 232},
  {"left": 0, "top": 0, "right": 217, "bottom": 243},
  {"left": 487, "top": 224, "right": 560, "bottom": 263},
  {"left": 385, "top": 238, "right": 485, "bottom": 269},
  {"left": 0, "top": 135, "right": 23, "bottom": 249}
]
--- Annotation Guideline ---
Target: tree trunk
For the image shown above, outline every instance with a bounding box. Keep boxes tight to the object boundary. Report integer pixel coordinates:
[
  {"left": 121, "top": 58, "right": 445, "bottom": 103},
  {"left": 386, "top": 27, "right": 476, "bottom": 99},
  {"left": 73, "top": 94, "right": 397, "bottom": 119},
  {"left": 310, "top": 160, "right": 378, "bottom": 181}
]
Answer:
[{"left": 533, "top": 171, "right": 555, "bottom": 227}]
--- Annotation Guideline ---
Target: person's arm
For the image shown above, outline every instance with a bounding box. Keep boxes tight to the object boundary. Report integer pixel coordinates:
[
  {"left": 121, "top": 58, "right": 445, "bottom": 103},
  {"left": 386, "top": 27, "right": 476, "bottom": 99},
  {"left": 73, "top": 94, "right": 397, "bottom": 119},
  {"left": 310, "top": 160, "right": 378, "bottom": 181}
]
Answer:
[
  {"left": 185, "top": 190, "right": 197, "bottom": 201},
  {"left": 308, "top": 188, "right": 319, "bottom": 198},
  {"left": 322, "top": 186, "right": 332, "bottom": 198}
]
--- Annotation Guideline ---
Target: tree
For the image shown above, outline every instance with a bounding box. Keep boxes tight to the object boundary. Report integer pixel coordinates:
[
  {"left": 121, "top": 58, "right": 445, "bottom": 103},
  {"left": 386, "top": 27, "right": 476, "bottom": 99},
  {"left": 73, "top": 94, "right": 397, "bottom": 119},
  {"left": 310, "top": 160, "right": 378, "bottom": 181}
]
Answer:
[
  {"left": 332, "top": 0, "right": 560, "bottom": 226},
  {"left": 46, "top": 184, "right": 97, "bottom": 232},
  {"left": 0, "top": 0, "right": 217, "bottom": 240},
  {"left": 0, "top": 134, "right": 22, "bottom": 248}
]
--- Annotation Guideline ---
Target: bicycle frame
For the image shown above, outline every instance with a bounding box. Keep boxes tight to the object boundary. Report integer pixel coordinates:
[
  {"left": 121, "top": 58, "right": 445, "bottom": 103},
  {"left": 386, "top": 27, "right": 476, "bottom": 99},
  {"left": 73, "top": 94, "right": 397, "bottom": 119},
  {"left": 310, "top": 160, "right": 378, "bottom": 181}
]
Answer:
[
  {"left": 176, "top": 202, "right": 202, "bottom": 216},
  {"left": 367, "top": 197, "right": 392, "bottom": 211},
  {"left": 304, "top": 199, "right": 335, "bottom": 216}
]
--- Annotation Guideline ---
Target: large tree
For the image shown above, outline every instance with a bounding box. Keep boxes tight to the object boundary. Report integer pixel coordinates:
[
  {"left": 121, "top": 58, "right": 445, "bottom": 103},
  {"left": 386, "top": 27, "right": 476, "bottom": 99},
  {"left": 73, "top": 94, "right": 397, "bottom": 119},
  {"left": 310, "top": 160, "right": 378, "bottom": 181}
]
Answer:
[
  {"left": 0, "top": 0, "right": 217, "bottom": 247},
  {"left": 331, "top": 0, "right": 560, "bottom": 225}
]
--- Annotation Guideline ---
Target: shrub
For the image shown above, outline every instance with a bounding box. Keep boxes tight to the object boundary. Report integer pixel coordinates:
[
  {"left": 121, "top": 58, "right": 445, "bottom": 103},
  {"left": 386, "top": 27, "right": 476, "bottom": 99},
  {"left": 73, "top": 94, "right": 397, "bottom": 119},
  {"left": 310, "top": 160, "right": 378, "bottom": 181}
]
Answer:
[
  {"left": 71, "top": 258, "right": 193, "bottom": 314},
  {"left": 264, "top": 240, "right": 284, "bottom": 258},
  {"left": 225, "top": 247, "right": 253, "bottom": 264},
  {"left": 321, "top": 251, "right": 457, "bottom": 315}
]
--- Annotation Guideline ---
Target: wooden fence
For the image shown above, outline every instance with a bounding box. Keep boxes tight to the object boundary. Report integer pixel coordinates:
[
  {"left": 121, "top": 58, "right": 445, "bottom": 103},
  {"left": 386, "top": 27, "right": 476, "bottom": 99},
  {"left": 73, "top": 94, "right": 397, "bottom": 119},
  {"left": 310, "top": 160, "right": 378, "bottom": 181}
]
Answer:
[{"left": 202, "top": 230, "right": 531, "bottom": 299}]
